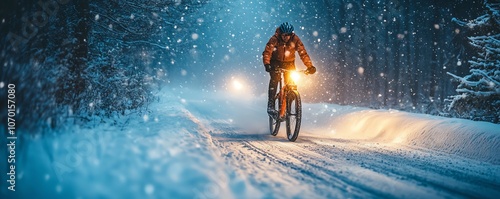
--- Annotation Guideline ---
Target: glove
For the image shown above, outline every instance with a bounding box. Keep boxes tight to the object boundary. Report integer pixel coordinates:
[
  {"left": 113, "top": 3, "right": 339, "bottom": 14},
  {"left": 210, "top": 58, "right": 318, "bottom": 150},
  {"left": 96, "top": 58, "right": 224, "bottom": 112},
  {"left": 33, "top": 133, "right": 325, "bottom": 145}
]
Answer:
[
  {"left": 306, "top": 66, "right": 316, "bottom": 74},
  {"left": 264, "top": 64, "right": 272, "bottom": 72}
]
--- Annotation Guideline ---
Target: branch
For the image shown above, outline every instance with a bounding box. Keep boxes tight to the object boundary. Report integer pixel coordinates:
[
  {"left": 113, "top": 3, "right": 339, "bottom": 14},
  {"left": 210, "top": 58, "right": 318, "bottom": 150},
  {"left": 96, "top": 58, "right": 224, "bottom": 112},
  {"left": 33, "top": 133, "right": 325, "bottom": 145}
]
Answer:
[
  {"left": 471, "top": 69, "right": 500, "bottom": 86},
  {"left": 447, "top": 72, "right": 463, "bottom": 80},
  {"left": 123, "top": 40, "right": 168, "bottom": 50},
  {"left": 455, "top": 88, "right": 496, "bottom": 96}
]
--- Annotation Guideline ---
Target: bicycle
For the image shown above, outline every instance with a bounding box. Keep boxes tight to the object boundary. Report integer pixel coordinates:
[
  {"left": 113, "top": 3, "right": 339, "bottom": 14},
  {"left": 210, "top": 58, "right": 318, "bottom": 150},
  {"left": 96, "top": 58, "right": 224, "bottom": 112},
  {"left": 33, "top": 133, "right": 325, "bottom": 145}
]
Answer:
[{"left": 269, "top": 68, "right": 307, "bottom": 142}]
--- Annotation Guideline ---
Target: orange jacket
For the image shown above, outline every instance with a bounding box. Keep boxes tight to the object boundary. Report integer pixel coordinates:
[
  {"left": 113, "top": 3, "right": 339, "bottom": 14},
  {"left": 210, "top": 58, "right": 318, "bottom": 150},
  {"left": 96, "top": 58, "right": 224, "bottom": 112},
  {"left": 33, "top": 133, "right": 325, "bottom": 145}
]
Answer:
[{"left": 262, "top": 27, "right": 313, "bottom": 68}]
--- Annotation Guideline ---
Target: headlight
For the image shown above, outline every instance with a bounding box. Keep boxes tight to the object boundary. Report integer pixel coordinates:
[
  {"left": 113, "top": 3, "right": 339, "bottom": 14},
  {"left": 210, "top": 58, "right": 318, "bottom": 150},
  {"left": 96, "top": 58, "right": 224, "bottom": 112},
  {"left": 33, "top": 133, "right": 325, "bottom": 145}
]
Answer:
[{"left": 290, "top": 71, "right": 300, "bottom": 83}]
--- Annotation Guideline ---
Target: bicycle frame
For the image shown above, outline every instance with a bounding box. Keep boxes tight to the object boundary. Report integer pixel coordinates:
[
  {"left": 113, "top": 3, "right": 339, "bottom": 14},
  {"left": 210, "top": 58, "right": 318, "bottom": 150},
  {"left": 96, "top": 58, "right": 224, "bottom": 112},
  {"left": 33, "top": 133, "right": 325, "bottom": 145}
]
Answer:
[
  {"left": 275, "top": 69, "right": 301, "bottom": 120},
  {"left": 269, "top": 68, "right": 305, "bottom": 141}
]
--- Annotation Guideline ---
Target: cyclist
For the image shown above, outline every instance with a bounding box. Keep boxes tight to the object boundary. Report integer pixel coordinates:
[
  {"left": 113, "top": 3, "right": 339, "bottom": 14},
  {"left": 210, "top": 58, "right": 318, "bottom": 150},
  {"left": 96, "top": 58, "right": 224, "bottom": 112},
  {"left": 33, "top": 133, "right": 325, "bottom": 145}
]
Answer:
[{"left": 262, "top": 22, "right": 316, "bottom": 116}]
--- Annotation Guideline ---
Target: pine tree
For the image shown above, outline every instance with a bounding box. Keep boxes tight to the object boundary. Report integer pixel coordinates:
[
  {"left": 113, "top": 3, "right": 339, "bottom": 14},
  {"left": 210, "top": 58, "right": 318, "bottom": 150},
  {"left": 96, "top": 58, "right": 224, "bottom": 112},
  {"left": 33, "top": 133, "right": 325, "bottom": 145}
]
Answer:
[{"left": 447, "top": 0, "right": 500, "bottom": 123}]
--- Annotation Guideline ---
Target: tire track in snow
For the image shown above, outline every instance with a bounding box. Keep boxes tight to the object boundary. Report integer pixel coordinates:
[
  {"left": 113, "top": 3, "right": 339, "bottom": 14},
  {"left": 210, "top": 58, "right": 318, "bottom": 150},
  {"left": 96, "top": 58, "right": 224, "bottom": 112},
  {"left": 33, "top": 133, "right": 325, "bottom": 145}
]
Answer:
[
  {"left": 210, "top": 133, "right": 328, "bottom": 198},
  {"left": 208, "top": 122, "right": 375, "bottom": 199},
  {"left": 303, "top": 136, "right": 500, "bottom": 198},
  {"left": 267, "top": 138, "right": 445, "bottom": 198},
  {"left": 190, "top": 111, "right": 500, "bottom": 198},
  {"left": 241, "top": 140, "right": 368, "bottom": 198}
]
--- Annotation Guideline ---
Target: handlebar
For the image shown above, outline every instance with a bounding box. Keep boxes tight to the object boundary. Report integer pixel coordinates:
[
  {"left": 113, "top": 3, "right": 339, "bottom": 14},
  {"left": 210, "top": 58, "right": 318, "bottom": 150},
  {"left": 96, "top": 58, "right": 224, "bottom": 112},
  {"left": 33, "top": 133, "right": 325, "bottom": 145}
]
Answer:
[{"left": 274, "top": 68, "right": 308, "bottom": 74}]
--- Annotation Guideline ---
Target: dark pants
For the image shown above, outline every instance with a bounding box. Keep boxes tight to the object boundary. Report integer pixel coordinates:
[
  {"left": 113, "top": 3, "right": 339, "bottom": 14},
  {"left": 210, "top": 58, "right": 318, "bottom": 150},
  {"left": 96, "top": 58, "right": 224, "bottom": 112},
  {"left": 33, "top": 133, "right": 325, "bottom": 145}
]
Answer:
[{"left": 268, "top": 61, "right": 296, "bottom": 109}]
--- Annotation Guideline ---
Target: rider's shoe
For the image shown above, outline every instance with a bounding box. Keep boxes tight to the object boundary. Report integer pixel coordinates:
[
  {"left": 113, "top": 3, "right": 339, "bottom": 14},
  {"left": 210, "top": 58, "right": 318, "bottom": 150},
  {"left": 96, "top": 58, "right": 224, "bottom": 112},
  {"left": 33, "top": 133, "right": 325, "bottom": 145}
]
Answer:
[
  {"left": 267, "top": 105, "right": 278, "bottom": 119},
  {"left": 267, "top": 108, "right": 277, "bottom": 115},
  {"left": 267, "top": 99, "right": 278, "bottom": 118}
]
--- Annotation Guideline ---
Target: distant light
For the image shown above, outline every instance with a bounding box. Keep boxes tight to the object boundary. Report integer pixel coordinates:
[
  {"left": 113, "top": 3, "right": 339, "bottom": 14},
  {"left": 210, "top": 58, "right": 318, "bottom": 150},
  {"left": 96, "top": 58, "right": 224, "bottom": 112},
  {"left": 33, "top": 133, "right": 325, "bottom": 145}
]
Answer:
[{"left": 233, "top": 79, "right": 243, "bottom": 90}]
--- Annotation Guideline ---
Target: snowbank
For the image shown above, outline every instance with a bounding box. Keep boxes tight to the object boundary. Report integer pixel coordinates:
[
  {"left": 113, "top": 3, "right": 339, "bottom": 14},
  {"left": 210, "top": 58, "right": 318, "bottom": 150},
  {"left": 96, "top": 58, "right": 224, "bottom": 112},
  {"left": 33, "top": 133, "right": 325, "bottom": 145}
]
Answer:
[
  {"left": 0, "top": 89, "right": 260, "bottom": 199},
  {"left": 302, "top": 104, "right": 500, "bottom": 165}
]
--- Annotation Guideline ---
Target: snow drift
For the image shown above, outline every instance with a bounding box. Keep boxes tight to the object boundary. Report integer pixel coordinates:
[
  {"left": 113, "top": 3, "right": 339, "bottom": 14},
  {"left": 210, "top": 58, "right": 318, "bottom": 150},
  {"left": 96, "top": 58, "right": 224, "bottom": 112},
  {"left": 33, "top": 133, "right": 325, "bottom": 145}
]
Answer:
[{"left": 302, "top": 105, "right": 500, "bottom": 165}]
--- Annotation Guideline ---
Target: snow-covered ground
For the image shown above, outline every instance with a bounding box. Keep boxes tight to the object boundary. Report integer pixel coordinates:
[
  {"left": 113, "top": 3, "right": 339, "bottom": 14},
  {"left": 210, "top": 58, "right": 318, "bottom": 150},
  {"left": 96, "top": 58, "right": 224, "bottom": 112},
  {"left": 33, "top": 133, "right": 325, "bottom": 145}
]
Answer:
[{"left": 1, "top": 87, "right": 499, "bottom": 199}]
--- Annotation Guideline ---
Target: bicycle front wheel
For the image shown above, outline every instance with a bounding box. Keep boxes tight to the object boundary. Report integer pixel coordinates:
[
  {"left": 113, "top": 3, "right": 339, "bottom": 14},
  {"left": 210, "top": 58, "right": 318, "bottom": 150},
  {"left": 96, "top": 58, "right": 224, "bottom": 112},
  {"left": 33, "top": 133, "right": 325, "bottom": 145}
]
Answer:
[{"left": 286, "top": 90, "right": 301, "bottom": 142}]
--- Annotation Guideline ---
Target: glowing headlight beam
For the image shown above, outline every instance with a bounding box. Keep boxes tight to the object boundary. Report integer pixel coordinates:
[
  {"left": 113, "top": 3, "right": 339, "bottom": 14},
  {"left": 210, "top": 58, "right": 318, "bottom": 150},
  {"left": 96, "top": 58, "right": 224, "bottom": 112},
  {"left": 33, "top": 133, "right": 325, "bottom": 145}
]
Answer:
[
  {"left": 233, "top": 79, "right": 243, "bottom": 90},
  {"left": 290, "top": 71, "right": 301, "bottom": 83}
]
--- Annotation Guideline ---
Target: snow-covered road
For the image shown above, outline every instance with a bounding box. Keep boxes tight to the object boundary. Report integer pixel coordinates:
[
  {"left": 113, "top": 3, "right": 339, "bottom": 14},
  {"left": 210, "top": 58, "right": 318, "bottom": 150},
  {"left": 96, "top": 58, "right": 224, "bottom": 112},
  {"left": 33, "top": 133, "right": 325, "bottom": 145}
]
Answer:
[
  {"left": 184, "top": 89, "right": 500, "bottom": 198},
  {"left": 207, "top": 127, "right": 499, "bottom": 198}
]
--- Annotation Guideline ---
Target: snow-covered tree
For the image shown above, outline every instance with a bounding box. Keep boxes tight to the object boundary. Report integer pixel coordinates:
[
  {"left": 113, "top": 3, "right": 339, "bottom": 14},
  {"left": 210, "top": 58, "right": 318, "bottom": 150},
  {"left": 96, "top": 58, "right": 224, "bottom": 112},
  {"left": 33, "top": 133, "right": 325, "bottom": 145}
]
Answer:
[
  {"left": 0, "top": 0, "right": 212, "bottom": 132},
  {"left": 447, "top": 0, "right": 500, "bottom": 123}
]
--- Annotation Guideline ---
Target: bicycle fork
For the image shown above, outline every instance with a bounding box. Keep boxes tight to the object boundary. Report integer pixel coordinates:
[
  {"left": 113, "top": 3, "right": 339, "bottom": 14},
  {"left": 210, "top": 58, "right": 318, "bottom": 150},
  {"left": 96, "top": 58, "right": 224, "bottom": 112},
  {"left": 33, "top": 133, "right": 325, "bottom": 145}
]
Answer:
[{"left": 279, "top": 86, "right": 287, "bottom": 119}]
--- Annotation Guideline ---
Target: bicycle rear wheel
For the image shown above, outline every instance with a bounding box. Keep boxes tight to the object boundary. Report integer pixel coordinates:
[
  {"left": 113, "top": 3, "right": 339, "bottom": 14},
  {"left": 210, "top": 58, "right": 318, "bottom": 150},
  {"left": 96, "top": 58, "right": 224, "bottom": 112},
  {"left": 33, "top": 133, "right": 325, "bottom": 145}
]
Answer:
[
  {"left": 269, "top": 96, "right": 280, "bottom": 136},
  {"left": 286, "top": 90, "right": 301, "bottom": 142}
]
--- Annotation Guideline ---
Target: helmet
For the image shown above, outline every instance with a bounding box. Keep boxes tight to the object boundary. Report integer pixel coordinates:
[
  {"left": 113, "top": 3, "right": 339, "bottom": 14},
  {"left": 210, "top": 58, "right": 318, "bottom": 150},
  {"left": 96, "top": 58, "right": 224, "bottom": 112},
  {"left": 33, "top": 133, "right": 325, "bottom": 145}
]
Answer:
[{"left": 279, "top": 22, "right": 294, "bottom": 34}]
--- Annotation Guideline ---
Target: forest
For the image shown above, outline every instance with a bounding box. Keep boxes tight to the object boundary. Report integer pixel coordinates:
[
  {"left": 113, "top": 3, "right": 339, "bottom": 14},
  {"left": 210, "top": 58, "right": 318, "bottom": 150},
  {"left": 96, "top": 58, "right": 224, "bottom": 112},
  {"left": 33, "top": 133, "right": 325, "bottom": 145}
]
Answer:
[
  {"left": 0, "top": 0, "right": 499, "bottom": 134},
  {"left": 319, "top": 0, "right": 499, "bottom": 123}
]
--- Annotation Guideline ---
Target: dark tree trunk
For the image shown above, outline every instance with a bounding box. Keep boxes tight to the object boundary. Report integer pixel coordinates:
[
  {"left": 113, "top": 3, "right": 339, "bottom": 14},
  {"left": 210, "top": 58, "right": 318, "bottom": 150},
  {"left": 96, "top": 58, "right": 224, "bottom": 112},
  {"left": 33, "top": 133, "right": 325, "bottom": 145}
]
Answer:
[
  {"left": 337, "top": 0, "right": 348, "bottom": 104},
  {"left": 429, "top": 2, "right": 439, "bottom": 104}
]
